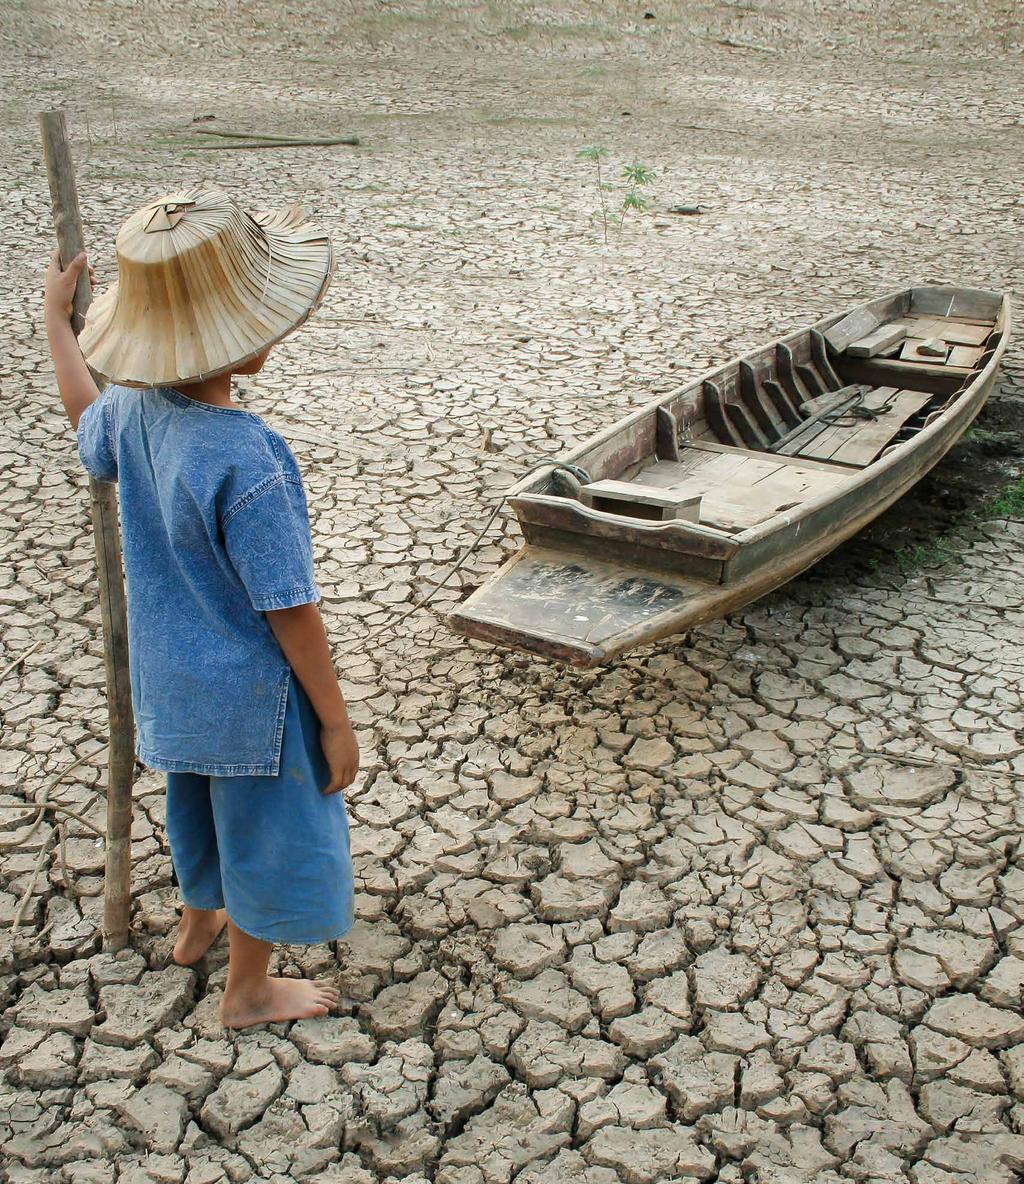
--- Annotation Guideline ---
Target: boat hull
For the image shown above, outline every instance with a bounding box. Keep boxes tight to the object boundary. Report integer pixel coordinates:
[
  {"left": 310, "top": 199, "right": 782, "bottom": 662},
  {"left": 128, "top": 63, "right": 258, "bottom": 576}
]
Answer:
[{"left": 448, "top": 288, "right": 1010, "bottom": 666}]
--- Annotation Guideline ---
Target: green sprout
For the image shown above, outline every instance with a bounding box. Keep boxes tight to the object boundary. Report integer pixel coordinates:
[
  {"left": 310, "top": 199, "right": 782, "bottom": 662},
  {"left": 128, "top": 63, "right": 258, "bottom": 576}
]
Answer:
[
  {"left": 619, "top": 163, "right": 656, "bottom": 237},
  {"left": 577, "top": 148, "right": 657, "bottom": 243},
  {"left": 577, "top": 144, "right": 611, "bottom": 243}
]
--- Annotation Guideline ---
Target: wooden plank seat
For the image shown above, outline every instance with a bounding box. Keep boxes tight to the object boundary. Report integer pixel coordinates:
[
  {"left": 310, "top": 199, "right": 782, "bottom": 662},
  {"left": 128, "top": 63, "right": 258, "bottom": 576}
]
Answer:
[
  {"left": 845, "top": 323, "right": 907, "bottom": 358},
  {"left": 585, "top": 444, "right": 853, "bottom": 534},
  {"left": 581, "top": 480, "right": 702, "bottom": 523},
  {"left": 776, "top": 386, "right": 932, "bottom": 467},
  {"left": 840, "top": 315, "right": 991, "bottom": 374}
]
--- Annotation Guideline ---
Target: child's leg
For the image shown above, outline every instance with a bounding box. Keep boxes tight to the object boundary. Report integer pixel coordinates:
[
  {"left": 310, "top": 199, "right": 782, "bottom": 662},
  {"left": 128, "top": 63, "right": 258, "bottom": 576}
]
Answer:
[
  {"left": 210, "top": 674, "right": 354, "bottom": 1028},
  {"left": 175, "top": 906, "right": 227, "bottom": 966},
  {"left": 220, "top": 919, "right": 338, "bottom": 1027},
  {"left": 165, "top": 771, "right": 228, "bottom": 964}
]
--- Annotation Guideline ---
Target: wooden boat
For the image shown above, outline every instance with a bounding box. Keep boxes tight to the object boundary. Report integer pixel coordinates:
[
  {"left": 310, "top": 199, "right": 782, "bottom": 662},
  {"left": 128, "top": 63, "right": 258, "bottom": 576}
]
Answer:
[{"left": 448, "top": 285, "right": 1011, "bottom": 666}]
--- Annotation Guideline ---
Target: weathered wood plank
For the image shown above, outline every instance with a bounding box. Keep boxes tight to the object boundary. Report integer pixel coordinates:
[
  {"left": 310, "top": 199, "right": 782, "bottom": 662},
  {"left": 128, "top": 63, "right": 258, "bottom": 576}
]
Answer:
[
  {"left": 777, "top": 341, "right": 812, "bottom": 408},
  {"left": 794, "top": 390, "right": 932, "bottom": 467},
  {"left": 515, "top": 522, "right": 728, "bottom": 581},
  {"left": 828, "top": 392, "right": 932, "bottom": 466},
  {"left": 796, "top": 362, "right": 829, "bottom": 399},
  {"left": 771, "top": 385, "right": 872, "bottom": 456},
  {"left": 791, "top": 395, "right": 894, "bottom": 463},
  {"left": 811, "top": 330, "right": 844, "bottom": 390},
  {"left": 633, "top": 475, "right": 765, "bottom": 531},
  {"left": 656, "top": 406, "right": 681, "bottom": 461},
  {"left": 911, "top": 286, "right": 1002, "bottom": 321},
  {"left": 511, "top": 493, "right": 738, "bottom": 560},
  {"left": 738, "top": 360, "right": 785, "bottom": 442},
  {"left": 798, "top": 384, "right": 883, "bottom": 418},
  {"left": 941, "top": 322, "right": 991, "bottom": 347},
  {"left": 447, "top": 547, "right": 712, "bottom": 666},
  {"left": 823, "top": 305, "right": 880, "bottom": 353},
  {"left": 762, "top": 378, "right": 802, "bottom": 428},
  {"left": 839, "top": 356, "right": 967, "bottom": 394},
  {"left": 686, "top": 438, "right": 855, "bottom": 476},
  {"left": 726, "top": 399, "right": 767, "bottom": 449},
  {"left": 902, "top": 316, "right": 946, "bottom": 339},
  {"left": 632, "top": 453, "right": 846, "bottom": 529},
  {"left": 703, "top": 380, "right": 740, "bottom": 447},
  {"left": 846, "top": 323, "right": 908, "bottom": 358},
  {"left": 947, "top": 345, "right": 984, "bottom": 368},
  {"left": 582, "top": 479, "right": 702, "bottom": 522}
]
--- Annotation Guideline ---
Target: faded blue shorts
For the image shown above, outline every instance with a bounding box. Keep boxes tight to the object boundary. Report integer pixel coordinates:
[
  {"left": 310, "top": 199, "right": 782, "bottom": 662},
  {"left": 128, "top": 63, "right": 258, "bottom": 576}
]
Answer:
[{"left": 165, "top": 674, "right": 354, "bottom": 945}]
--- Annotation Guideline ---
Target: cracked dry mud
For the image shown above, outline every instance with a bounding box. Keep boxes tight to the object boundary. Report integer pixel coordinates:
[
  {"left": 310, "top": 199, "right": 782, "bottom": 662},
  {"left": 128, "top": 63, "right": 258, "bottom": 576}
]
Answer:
[{"left": 2, "top": 2, "right": 1024, "bottom": 1183}]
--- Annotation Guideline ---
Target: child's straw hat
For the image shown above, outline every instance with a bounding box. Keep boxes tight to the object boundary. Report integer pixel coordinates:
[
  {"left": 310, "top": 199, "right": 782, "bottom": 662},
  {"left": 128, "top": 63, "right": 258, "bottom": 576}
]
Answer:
[{"left": 80, "top": 188, "right": 333, "bottom": 388}]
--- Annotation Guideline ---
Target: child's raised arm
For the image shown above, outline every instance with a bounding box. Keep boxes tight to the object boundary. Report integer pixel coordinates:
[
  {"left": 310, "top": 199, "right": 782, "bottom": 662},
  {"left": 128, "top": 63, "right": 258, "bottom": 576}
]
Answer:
[
  {"left": 265, "top": 602, "right": 360, "bottom": 794},
  {"left": 44, "top": 249, "right": 100, "bottom": 429}
]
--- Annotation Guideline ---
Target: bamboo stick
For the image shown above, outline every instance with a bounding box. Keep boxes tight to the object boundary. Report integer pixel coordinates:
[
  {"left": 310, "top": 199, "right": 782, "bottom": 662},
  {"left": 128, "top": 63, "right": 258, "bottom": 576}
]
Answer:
[{"left": 39, "top": 109, "right": 135, "bottom": 953}]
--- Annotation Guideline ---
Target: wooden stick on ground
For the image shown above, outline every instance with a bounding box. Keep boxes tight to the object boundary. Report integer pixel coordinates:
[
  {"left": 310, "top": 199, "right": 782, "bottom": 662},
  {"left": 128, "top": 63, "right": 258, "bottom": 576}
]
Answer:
[
  {"left": 190, "top": 136, "right": 360, "bottom": 151},
  {"left": 192, "top": 129, "right": 360, "bottom": 145},
  {"left": 39, "top": 109, "right": 135, "bottom": 953},
  {"left": 0, "top": 637, "right": 45, "bottom": 684}
]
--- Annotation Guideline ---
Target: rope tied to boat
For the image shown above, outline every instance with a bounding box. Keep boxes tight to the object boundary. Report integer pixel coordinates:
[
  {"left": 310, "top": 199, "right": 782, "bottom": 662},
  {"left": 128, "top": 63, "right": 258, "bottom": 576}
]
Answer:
[
  {"left": 346, "top": 460, "right": 591, "bottom": 654},
  {"left": 821, "top": 385, "right": 900, "bottom": 425}
]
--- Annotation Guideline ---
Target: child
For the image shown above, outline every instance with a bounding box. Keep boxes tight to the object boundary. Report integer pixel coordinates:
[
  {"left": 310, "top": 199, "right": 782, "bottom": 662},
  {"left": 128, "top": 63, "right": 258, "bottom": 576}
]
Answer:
[{"left": 44, "top": 189, "right": 359, "bottom": 1029}]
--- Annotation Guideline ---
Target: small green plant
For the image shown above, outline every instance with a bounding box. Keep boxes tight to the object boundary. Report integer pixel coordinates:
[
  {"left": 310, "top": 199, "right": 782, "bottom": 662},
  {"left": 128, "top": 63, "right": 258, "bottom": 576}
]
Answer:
[
  {"left": 964, "top": 426, "right": 1014, "bottom": 446},
  {"left": 577, "top": 146, "right": 656, "bottom": 244},
  {"left": 892, "top": 538, "right": 957, "bottom": 574},
  {"left": 865, "top": 468, "right": 1024, "bottom": 577},
  {"left": 619, "top": 162, "right": 656, "bottom": 238},
  {"left": 984, "top": 475, "right": 1024, "bottom": 519},
  {"left": 577, "top": 145, "right": 611, "bottom": 243}
]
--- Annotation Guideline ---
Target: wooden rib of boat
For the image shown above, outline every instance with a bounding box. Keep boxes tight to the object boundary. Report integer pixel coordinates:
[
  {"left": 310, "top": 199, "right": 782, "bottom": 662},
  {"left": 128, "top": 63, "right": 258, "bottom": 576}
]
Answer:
[{"left": 448, "top": 285, "right": 1011, "bottom": 666}]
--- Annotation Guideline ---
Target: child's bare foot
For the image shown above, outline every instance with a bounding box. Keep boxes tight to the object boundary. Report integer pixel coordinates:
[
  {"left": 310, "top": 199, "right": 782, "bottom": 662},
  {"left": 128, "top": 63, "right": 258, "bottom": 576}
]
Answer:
[
  {"left": 173, "top": 907, "right": 227, "bottom": 965},
  {"left": 219, "top": 918, "right": 339, "bottom": 1028},
  {"left": 219, "top": 977, "right": 340, "bottom": 1029}
]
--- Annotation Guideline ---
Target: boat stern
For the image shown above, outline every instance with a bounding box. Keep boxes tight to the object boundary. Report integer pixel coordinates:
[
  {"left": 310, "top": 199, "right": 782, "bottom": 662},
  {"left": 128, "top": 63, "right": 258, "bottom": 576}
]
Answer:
[{"left": 447, "top": 545, "right": 717, "bottom": 666}]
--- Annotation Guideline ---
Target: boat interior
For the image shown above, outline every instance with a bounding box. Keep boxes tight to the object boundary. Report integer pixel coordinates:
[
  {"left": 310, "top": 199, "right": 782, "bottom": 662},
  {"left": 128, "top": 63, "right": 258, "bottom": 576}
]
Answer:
[{"left": 514, "top": 286, "right": 1005, "bottom": 543}]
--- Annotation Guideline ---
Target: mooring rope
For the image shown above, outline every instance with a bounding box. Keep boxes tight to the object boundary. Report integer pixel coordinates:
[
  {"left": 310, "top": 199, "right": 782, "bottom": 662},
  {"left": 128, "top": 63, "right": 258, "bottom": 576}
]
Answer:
[
  {"left": 821, "top": 385, "right": 900, "bottom": 426},
  {"left": 349, "top": 460, "right": 593, "bottom": 652}
]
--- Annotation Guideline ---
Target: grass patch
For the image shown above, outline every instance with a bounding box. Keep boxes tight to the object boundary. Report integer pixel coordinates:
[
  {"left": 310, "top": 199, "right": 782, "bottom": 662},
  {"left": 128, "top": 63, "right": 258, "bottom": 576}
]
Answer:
[
  {"left": 874, "top": 469, "right": 1024, "bottom": 576},
  {"left": 964, "top": 425, "right": 1016, "bottom": 446},
  {"left": 984, "top": 475, "right": 1024, "bottom": 519},
  {"left": 890, "top": 537, "right": 957, "bottom": 574}
]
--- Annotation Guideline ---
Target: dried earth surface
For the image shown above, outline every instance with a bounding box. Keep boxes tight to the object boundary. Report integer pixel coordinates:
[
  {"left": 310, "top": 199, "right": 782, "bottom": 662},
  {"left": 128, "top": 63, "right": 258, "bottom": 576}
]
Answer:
[{"left": 2, "top": 2, "right": 1024, "bottom": 1183}]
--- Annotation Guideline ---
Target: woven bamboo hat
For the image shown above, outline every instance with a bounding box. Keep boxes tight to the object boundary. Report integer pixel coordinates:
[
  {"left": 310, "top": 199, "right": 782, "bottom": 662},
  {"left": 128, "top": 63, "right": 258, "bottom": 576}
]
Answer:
[{"left": 80, "top": 188, "right": 333, "bottom": 388}]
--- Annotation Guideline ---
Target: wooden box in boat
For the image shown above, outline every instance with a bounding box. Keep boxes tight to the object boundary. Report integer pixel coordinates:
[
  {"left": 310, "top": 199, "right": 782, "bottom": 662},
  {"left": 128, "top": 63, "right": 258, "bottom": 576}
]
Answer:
[{"left": 448, "top": 285, "right": 1011, "bottom": 666}]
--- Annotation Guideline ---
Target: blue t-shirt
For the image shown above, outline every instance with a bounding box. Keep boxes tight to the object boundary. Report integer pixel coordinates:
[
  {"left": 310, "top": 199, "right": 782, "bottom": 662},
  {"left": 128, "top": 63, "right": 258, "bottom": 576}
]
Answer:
[{"left": 77, "top": 385, "right": 319, "bottom": 776}]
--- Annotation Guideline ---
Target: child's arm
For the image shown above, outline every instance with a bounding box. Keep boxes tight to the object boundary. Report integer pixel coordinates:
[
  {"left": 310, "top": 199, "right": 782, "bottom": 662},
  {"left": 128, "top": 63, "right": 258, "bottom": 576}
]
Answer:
[
  {"left": 265, "top": 603, "right": 360, "bottom": 793},
  {"left": 44, "top": 250, "right": 100, "bottom": 429}
]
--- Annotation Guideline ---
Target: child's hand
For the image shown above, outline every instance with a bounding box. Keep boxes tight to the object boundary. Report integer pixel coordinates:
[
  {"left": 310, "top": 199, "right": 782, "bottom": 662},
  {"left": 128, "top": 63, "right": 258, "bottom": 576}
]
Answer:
[
  {"left": 44, "top": 249, "right": 95, "bottom": 321},
  {"left": 321, "top": 723, "right": 360, "bottom": 794}
]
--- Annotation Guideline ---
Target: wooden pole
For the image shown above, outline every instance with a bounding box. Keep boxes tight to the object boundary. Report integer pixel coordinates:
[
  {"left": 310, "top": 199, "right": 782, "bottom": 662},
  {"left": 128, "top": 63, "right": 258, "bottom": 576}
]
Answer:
[{"left": 39, "top": 109, "right": 135, "bottom": 952}]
